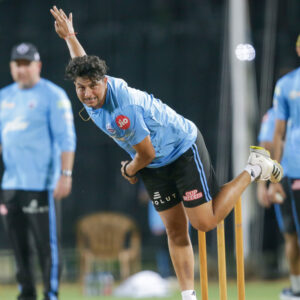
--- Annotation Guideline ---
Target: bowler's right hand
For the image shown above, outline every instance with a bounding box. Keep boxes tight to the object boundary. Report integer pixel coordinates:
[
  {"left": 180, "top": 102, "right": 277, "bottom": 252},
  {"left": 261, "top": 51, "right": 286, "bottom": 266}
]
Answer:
[{"left": 50, "top": 6, "right": 75, "bottom": 39}]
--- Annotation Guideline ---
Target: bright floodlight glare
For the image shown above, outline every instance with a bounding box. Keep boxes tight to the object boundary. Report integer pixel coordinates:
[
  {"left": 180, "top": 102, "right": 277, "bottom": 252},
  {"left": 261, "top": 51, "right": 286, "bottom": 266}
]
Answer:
[{"left": 235, "top": 44, "right": 256, "bottom": 61}]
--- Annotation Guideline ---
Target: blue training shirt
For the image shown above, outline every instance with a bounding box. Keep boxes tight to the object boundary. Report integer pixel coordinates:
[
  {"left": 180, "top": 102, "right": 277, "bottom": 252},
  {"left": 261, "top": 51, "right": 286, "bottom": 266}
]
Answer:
[
  {"left": 258, "top": 107, "right": 288, "bottom": 174},
  {"left": 273, "top": 67, "right": 300, "bottom": 178},
  {"left": 85, "top": 76, "right": 197, "bottom": 168},
  {"left": 258, "top": 108, "right": 276, "bottom": 143},
  {"left": 0, "top": 78, "right": 76, "bottom": 190}
]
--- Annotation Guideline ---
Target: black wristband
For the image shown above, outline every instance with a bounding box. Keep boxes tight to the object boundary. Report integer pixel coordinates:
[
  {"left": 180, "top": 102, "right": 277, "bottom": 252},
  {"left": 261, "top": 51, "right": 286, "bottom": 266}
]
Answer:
[{"left": 123, "top": 162, "right": 136, "bottom": 178}]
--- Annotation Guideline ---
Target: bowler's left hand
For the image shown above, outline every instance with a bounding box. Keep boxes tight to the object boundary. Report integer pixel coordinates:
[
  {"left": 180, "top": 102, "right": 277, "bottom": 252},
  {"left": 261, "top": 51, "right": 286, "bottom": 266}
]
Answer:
[{"left": 54, "top": 176, "right": 72, "bottom": 200}]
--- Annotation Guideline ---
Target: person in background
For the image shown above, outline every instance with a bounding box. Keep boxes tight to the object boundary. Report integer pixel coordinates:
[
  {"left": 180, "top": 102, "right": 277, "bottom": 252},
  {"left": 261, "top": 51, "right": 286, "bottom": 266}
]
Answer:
[
  {"left": 257, "top": 107, "right": 293, "bottom": 281},
  {"left": 268, "top": 35, "right": 300, "bottom": 300},
  {"left": 0, "top": 42, "right": 76, "bottom": 300},
  {"left": 51, "top": 7, "right": 283, "bottom": 300}
]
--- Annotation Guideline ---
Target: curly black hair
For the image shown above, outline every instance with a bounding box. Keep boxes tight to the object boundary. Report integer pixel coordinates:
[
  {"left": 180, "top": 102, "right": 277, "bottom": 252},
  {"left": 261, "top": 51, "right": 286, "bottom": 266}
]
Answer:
[{"left": 65, "top": 55, "right": 108, "bottom": 81}]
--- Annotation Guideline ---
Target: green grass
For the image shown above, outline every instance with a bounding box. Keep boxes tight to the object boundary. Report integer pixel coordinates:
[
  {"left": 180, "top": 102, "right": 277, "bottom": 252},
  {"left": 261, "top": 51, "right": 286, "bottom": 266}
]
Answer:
[{"left": 0, "top": 280, "right": 288, "bottom": 300}]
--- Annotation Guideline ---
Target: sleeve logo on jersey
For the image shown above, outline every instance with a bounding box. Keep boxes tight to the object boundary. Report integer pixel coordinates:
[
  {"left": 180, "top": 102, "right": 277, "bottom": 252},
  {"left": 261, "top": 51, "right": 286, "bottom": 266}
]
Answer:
[
  {"left": 58, "top": 98, "right": 71, "bottom": 109},
  {"left": 183, "top": 189, "right": 203, "bottom": 201},
  {"left": 116, "top": 115, "right": 130, "bottom": 130}
]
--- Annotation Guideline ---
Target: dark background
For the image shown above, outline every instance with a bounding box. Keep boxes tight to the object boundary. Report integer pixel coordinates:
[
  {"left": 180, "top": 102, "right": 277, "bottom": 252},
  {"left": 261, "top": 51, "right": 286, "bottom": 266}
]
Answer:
[{"left": 0, "top": 0, "right": 299, "bottom": 250}]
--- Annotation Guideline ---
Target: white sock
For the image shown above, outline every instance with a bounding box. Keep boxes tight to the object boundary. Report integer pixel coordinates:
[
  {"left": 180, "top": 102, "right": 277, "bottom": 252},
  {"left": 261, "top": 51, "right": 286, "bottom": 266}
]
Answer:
[
  {"left": 290, "top": 275, "right": 300, "bottom": 293},
  {"left": 244, "top": 164, "right": 261, "bottom": 182},
  {"left": 181, "top": 290, "right": 197, "bottom": 300}
]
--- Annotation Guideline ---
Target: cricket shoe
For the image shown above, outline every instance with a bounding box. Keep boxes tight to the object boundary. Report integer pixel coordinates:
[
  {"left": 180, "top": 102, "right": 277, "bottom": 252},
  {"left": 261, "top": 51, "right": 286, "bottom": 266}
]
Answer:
[
  {"left": 280, "top": 288, "right": 300, "bottom": 300},
  {"left": 248, "top": 146, "right": 283, "bottom": 183}
]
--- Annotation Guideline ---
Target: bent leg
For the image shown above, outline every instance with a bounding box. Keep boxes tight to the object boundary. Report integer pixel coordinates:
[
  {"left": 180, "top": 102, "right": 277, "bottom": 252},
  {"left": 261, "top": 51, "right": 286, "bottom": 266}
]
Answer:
[
  {"left": 159, "top": 202, "right": 194, "bottom": 291},
  {"left": 186, "top": 171, "right": 251, "bottom": 231}
]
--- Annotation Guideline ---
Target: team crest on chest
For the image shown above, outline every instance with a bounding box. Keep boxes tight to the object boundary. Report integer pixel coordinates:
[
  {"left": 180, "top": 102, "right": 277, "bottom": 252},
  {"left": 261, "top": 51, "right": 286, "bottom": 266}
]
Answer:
[
  {"left": 116, "top": 115, "right": 130, "bottom": 130},
  {"left": 28, "top": 99, "right": 37, "bottom": 109}
]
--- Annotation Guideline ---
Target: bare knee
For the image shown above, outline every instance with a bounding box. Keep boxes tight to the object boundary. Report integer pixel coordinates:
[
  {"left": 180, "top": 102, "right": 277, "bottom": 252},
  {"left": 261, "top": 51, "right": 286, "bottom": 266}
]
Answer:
[
  {"left": 185, "top": 200, "right": 219, "bottom": 232},
  {"left": 189, "top": 218, "right": 217, "bottom": 232},
  {"left": 165, "top": 224, "right": 190, "bottom": 246}
]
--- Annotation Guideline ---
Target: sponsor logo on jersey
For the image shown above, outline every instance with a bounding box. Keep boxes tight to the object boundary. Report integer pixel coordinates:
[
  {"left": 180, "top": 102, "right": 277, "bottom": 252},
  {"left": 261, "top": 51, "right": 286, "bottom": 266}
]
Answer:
[
  {"left": 1, "top": 100, "right": 15, "bottom": 109},
  {"left": 113, "top": 131, "right": 134, "bottom": 141},
  {"left": 116, "top": 115, "right": 130, "bottom": 130},
  {"left": 183, "top": 189, "right": 203, "bottom": 201},
  {"left": 106, "top": 122, "right": 116, "bottom": 134},
  {"left": 3, "top": 117, "right": 29, "bottom": 135}
]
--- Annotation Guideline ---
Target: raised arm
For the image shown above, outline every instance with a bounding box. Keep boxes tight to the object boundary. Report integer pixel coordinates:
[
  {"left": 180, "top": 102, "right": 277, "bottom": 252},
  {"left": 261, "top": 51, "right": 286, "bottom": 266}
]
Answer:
[{"left": 50, "top": 6, "right": 86, "bottom": 58}]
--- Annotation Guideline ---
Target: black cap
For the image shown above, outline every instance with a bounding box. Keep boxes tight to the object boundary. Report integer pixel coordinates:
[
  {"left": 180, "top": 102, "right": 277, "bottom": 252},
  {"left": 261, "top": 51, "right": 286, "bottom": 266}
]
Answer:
[{"left": 11, "top": 43, "right": 40, "bottom": 61}]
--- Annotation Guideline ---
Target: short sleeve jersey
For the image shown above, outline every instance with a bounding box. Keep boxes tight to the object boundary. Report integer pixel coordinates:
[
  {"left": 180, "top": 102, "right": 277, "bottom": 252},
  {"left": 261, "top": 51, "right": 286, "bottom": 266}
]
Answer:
[
  {"left": 273, "top": 67, "right": 300, "bottom": 177},
  {"left": 0, "top": 78, "right": 76, "bottom": 190},
  {"left": 85, "top": 76, "right": 197, "bottom": 168}
]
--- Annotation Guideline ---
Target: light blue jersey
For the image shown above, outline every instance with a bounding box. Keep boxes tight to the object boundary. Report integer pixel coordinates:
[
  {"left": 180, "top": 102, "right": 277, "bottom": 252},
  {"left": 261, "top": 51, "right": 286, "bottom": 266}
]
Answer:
[
  {"left": 258, "top": 108, "right": 276, "bottom": 143},
  {"left": 85, "top": 76, "right": 197, "bottom": 168},
  {"left": 258, "top": 107, "right": 288, "bottom": 173},
  {"left": 0, "top": 78, "right": 76, "bottom": 190},
  {"left": 273, "top": 67, "right": 300, "bottom": 178}
]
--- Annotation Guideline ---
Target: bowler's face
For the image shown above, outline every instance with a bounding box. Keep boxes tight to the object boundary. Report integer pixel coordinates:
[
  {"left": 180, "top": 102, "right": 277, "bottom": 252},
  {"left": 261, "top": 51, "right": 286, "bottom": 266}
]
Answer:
[
  {"left": 75, "top": 76, "right": 108, "bottom": 109},
  {"left": 10, "top": 59, "right": 41, "bottom": 89}
]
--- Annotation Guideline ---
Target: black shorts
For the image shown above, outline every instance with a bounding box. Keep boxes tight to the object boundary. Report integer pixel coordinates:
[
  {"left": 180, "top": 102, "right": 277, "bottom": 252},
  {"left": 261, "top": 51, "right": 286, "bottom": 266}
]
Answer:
[
  {"left": 274, "top": 177, "right": 300, "bottom": 234},
  {"left": 139, "top": 130, "right": 219, "bottom": 212}
]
